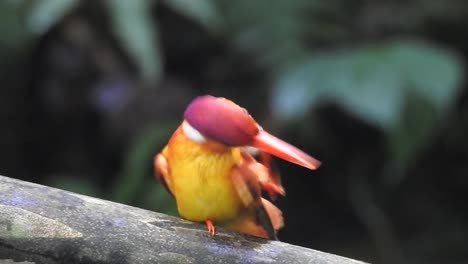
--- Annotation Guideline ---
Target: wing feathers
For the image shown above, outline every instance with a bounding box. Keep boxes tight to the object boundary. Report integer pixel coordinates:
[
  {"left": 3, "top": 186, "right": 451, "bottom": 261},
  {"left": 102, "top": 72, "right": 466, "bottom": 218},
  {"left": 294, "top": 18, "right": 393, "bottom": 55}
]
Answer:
[
  {"left": 228, "top": 149, "right": 284, "bottom": 239},
  {"left": 154, "top": 149, "right": 175, "bottom": 197}
]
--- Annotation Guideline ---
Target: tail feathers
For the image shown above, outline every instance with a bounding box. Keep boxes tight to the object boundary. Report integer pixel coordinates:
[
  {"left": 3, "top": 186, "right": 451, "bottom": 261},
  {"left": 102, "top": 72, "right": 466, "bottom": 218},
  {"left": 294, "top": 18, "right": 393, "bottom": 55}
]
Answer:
[
  {"left": 254, "top": 202, "right": 277, "bottom": 239},
  {"left": 261, "top": 198, "right": 284, "bottom": 231},
  {"left": 225, "top": 199, "right": 283, "bottom": 240}
]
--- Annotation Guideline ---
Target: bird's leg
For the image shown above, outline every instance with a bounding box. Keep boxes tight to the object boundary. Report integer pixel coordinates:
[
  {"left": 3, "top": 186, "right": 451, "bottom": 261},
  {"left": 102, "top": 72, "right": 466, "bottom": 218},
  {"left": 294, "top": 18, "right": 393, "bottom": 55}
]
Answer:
[{"left": 205, "top": 219, "right": 216, "bottom": 236}]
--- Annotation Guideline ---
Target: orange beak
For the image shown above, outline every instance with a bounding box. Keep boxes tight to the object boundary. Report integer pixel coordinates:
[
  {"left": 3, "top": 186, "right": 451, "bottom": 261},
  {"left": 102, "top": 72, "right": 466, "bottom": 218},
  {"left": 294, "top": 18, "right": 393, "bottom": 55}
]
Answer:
[{"left": 251, "top": 130, "right": 321, "bottom": 170}]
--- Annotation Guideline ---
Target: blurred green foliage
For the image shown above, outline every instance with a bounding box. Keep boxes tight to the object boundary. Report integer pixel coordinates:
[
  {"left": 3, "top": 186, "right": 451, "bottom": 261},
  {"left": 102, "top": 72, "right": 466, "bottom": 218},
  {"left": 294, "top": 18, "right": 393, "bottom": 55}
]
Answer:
[
  {"left": 109, "top": 0, "right": 163, "bottom": 81},
  {"left": 272, "top": 40, "right": 462, "bottom": 175},
  {"left": 163, "top": 0, "right": 221, "bottom": 30},
  {"left": 112, "top": 123, "right": 177, "bottom": 215},
  {"left": 219, "top": 0, "right": 349, "bottom": 70},
  {"left": 27, "top": 0, "right": 78, "bottom": 34},
  {"left": 273, "top": 40, "right": 461, "bottom": 127},
  {"left": 0, "top": 1, "right": 32, "bottom": 49}
]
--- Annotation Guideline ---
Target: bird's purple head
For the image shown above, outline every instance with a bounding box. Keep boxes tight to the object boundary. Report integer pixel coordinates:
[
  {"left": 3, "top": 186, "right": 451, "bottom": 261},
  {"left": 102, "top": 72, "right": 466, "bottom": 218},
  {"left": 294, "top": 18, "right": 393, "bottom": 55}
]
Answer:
[{"left": 184, "top": 95, "right": 259, "bottom": 146}]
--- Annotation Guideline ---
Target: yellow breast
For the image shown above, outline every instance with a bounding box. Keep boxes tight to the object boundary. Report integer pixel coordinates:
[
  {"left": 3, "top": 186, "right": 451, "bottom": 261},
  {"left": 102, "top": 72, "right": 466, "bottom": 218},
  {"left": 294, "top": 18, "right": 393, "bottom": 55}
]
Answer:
[{"left": 166, "top": 129, "right": 244, "bottom": 222}]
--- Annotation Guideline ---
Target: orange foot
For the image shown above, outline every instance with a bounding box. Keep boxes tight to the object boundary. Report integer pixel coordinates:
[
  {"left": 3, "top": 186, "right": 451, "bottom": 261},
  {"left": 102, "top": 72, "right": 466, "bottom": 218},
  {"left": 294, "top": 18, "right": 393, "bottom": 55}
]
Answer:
[{"left": 205, "top": 219, "right": 215, "bottom": 236}]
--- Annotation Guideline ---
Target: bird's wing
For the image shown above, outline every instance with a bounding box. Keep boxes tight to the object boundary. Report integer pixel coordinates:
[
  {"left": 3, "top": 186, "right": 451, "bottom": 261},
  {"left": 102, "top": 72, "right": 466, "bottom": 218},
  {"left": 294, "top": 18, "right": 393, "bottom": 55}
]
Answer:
[
  {"left": 240, "top": 150, "right": 285, "bottom": 199},
  {"left": 228, "top": 151, "right": 284, "bottom": 239},
  {"left": 154, "top": 146, "right": 175, "bottom": 197}
]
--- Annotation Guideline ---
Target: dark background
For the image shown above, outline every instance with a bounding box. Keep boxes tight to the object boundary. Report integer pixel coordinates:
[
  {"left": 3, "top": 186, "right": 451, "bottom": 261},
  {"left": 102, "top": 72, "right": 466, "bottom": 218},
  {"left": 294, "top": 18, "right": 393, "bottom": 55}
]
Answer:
[{"left": 1, "top": 1, "right": 468, "bottom": 263}]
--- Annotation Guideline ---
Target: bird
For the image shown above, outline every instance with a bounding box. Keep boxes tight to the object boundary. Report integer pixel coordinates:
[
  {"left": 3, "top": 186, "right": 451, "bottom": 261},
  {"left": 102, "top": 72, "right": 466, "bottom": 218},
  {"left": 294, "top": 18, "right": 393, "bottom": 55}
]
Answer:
[{"left": 154, "top": 95, "right": 320, "bottom": 239}]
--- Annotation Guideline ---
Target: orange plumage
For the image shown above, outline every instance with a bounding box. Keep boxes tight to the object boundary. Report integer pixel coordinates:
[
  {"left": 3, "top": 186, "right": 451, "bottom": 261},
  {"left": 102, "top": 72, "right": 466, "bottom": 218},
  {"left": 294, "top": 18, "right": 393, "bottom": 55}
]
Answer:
[{"left": 154, "top": 95, "right": 320, "bottom": 239}]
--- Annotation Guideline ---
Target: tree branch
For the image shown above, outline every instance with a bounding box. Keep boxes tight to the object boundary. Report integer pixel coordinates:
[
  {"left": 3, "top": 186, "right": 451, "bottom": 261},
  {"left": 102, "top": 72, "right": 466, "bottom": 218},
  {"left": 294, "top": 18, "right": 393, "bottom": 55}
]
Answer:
[{"left": 0, "top": 175, "right": 365, "bottom": 264}]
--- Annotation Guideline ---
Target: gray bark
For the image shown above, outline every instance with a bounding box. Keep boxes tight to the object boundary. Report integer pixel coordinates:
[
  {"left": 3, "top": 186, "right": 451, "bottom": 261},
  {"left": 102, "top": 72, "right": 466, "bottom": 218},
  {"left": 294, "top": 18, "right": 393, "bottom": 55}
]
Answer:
[{"left": 0, "top": 175, "right": 366, "bottom": 264}]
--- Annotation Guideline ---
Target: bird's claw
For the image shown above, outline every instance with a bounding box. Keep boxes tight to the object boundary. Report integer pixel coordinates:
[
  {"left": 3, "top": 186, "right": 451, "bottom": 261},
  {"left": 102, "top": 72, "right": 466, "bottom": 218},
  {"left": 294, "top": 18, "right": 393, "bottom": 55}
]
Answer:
[{"left": 205, "top": 219, "right": 216, "bottom": 236}]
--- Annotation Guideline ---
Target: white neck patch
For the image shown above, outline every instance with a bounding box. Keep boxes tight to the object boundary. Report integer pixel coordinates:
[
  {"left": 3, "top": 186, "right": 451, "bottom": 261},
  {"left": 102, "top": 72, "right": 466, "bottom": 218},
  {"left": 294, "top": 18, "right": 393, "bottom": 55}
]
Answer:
[
  {"left": 243, "top": 146, "right": 260, "bottom": 156},
  {"left": 182, "top": 121, "right": 206, "bottom": 143}
]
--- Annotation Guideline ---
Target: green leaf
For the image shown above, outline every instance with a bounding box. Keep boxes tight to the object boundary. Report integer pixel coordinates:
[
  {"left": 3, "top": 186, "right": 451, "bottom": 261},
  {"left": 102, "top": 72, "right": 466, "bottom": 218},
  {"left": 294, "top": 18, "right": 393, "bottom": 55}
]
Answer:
[
  {"left": 27, "top": 0, "right": 78, "bottom": 34},
  {"left": 272, "top": 39, "right": 462, "bottom": 129},
  {"left": 109, "top": 0, "right": 162, "bottom": 82},
  {"left": 272, "top": 47, "right": 405, "bottom": 128},
  {"left": 387, "top": 93, "right": 438, "bottom": 171},
  {"left": 112, "top": 123, "right": 176, "bottom": 204},
  {"left": 388, "top": 40, "right": 462, "bottom": 112},
  {"left": 163, "top": 0, "right": 221, "bottom": 31},
  {"left": 0, "top": 1, "right": 33, "bottom": 48},
  {"left": 272, "top": 39, "right": 463, "bottom": 167},
  {"left": 221, "top": 0, "right": 324, "bottom": 67}
]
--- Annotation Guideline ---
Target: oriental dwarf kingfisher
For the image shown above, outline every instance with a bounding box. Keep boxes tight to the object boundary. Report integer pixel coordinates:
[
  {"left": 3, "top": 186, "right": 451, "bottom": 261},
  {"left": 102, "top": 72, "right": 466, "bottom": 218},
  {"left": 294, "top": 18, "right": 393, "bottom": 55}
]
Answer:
[{"left": 154, "top": 95, "right": 320, "bottom": 239}]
